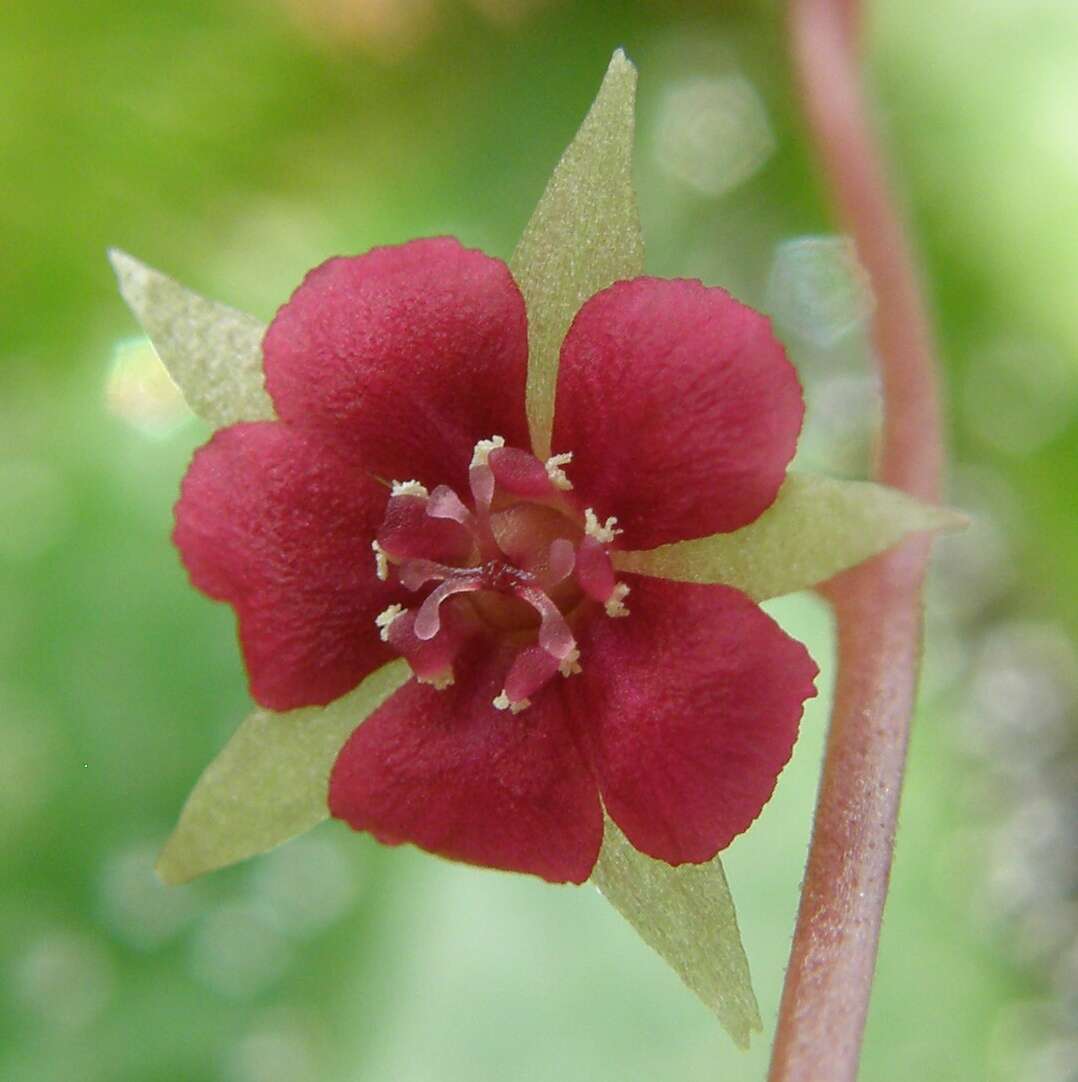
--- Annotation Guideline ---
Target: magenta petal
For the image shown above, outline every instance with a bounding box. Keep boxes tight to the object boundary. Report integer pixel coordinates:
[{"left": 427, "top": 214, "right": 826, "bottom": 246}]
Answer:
[
  {"left": 264, "top": 238, "right": 530, "bottom": 493},
  {"left": 566, "top": 575, "right": 818, "bottom": 865},
  {"left": 173, "top": 423, "right": 400, "bottom": 711},
  {"left": 552, "top": 278, "right": 804, "bottom": 548},
  {"left": 329, "top": 640, "right": 603, "bottom": 883}
]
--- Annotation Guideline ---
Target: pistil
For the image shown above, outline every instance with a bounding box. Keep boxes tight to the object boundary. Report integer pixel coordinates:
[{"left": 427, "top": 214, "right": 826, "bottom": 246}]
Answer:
[{"left": 371, "top": 437, "right": 634, "bottom": 711}]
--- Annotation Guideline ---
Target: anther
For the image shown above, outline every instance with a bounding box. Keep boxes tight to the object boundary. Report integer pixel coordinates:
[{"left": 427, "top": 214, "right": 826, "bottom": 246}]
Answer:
[
  {"left": 470, "top": 435, "right": 506, "bottom": 469},
  {"left": 544, "top": 452, "right": 574, "bottom": 491},
  {"left": 584, "top": 508, "right": 622, "bottom": 544},
  {"left": 391, "top": 479, "right": 429, "bottom": 499},
  {"left": 605, "top": 583, "right": 631, "bottom": 618},
  {"left": 375, "top": 603, "right": 406, "bottom": 641},
  {"left": 371, "top": 540, "right": 390, "bottom": 581},
  {"left": 493, "top": 691, "right": 530, "bottom": 714},
  {"left": 419, "top": 671, "right": 455, "bottom": 691},
  {"left": 559, "top": 647, "right": 582, "bottom": 678}
]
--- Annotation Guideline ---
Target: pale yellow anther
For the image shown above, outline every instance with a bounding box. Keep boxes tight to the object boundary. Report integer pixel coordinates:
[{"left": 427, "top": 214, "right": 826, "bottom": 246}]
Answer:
[
  {"left": 545, "top": 452, "right": 574, "bottom": 491},
  {"left": 374, "top": 603, "right": 405, "bottom": 642},
  {"left": 419, "top": 671, "right": 455, "bottom": 691},
  {"left": 559, "top": 646, "right": 582, "bottom": 678},
  {"left": 493, "top": 690, "right": 530, "bottom": 714},
  {"left": 371, "top": 540, "right": 390, "bottom": 581},
  {"left": 585, "top": 508, "right": 622, "bottom": 544},
  {"left": 605, "top": 582, "right": 631, "bottom": 618},
  {"left": 391, "top": 479, "right": 429, "bottom": 499},
  {"left": 470, "top": 435, "right": 506, "bottom": 469}
]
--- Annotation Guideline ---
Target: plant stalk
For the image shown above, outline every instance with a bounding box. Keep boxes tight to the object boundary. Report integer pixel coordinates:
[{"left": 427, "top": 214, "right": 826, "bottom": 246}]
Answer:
[{"left": 768, "top": 1, "right": 945, "bottom": 1079}]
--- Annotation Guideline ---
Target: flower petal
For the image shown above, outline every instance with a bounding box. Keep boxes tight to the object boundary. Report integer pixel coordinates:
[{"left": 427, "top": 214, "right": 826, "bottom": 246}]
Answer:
[
  {"left": 510, "top": 49, "right": 645, "bottom": 460},
  {"left": 552, "top": 278, "right": 804, "bottom": 549},
  {"left": 614, "top": 473, "right": 967, "bottom": 599},
  {"left": 567, "top": 575, "right": 818, "bottom": 865},
  {"left": 110, "top": 249, "right": 274, "bottom": 427},
  {"left": 156, "top": 661, "right": 410, "bottom": 885},
  {"left": 329, "top": 639, "right": 603, "bottom": 884},
  {"left": 173, "top": 422, "right": 400, "bottom": 711},
  {"left": 263, "top": 238, "right": 529, "bottom": 492}
]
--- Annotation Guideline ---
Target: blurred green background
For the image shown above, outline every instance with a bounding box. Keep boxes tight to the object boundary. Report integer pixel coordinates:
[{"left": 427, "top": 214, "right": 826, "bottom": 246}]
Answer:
[{"left": 2, "top": 1, "right": 1076, "bottom": 1080}]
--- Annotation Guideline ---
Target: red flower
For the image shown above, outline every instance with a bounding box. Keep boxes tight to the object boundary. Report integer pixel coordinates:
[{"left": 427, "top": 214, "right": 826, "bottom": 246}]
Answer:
[{"left": 173, "top": 236, "right": 818, "bottom": 884}]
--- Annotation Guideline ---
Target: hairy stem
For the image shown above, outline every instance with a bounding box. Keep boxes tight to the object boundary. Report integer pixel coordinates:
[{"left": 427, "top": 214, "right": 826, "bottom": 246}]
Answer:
[{"left": 768, "top": 2, "right": 945, "bottom": 1079}]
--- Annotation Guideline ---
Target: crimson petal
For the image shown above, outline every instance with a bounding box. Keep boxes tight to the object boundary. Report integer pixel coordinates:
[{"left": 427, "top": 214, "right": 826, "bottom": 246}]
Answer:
[
  {"left": 173, "top": 423, "right": 399, "bottom": 711},
  {"left": 263, "top": 238, "right": 530, "bottom": 493},
  {"left": 566, "top": 575, "right": 818, "bottom": 865},
  {"left": 329, "top": 638, "right": 603, "bottom": 883},
  {"left": 552, "top": 278, "right": 804, "bottom": 548}
]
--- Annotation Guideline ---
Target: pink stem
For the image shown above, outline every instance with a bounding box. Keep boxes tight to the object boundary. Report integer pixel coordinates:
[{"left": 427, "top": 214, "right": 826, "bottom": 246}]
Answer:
[{"left": 768, "top": 2, "right": 945, "bottom": 1080}]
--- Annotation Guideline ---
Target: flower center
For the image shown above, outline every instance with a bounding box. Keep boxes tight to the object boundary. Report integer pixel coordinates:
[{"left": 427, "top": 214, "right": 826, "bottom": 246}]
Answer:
[{"left": 371, "top": 437, "right": 630, "bottom": 711}]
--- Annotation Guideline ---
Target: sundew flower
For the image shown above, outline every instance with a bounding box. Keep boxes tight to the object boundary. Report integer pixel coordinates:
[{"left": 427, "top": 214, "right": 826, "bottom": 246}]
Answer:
[
  {"left": 173, "top": 236, "right": 818, "bottom": 883},
  {"left": 113, "top": 51, "right": 957, "bottom": 1043}
]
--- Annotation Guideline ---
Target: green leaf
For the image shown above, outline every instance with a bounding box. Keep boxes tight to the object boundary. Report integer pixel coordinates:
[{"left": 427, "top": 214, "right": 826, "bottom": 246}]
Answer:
[
  {"left": 156, "top": 661, "right": 410, "bottom": 884},
  {"left": 109, "top": 248, "right": 275, "bottom": 427},
  {"left": 591, "top": 818, "right": 762, "bottom": 1049},
  {"left": 511, "top": 49, "right": 645, "bottom": 461},
  {"left": 614, "top": 473, "right": 966, "bottom": 600}
]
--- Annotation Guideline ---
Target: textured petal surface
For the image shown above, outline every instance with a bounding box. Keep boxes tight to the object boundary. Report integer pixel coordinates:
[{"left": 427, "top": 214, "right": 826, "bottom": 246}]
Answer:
[
  {"left": 110, "top": 249, "right": 274, "bottom": 427},
  {"left": 567, "top": 575, "right": 817, "bottom": 864},
  {"left": 156, "top": 662, "right": 410, "bottom": 884},
  {"left": 591, "top": 817, "right": 761, "bottom": 1049},
  {"left": 329, "top": 639, "right": 603, "bottom": 883},
  {"left": 174, "top": 422, "right": 399, "bottom": 711},
  {"left": 614, "top": 473, "right": 966, "bottom": 599},
  {"left": 552, "top": 278, "right": 804, "bottom": 549},
  {"left": 510, "top": 49, "right": 645, "bottom": 460},
  {"left": 263, "top": 238, "right": 529, "bottom": 493}
]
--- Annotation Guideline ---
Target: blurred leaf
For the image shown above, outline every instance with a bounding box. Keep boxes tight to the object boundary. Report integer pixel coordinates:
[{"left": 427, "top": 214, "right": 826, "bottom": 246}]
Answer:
[
  {"left": 110, "top": 249, "right": 275, "bottom": 427},
  {"left": 511, "top": 48, "right": 645, "bottom": 461},
  {"left": 157, "top": 661, "right": 410, "bottom": 884},
  {"left": 591, "top": 818, "right": 761, "bottom": 1049},
  {"left": 615, "top": 474, "right": 966, "bottom": 599}
]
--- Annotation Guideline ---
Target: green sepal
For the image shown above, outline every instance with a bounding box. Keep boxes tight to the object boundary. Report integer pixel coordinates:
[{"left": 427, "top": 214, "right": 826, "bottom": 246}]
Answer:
[
  {"left": 591, "top": 818, "right": 762, "bottom": 1049},
  {"left": 157, "top": 662, "right": 410, "bottom": 885},
  {"left": 109, "top": 248, "right": 274, "bottom": 428},
  {"left": 511, "top": 49, "right": 645, "bottom": 461},
  {"left": 615, "top": 473, "right": 966, "bottom": 600}
]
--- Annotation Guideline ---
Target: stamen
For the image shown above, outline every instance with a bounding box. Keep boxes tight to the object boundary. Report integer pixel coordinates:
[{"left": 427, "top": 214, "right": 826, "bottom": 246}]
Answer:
[
  {"left": 371, "top": 539, "right": 390, "bottom": 581},
  {"left": 584, "top": 508, "right": 622, "bottom": 544},
  {"left": 391, "top": 479, "right": 429, "bottom": 499},
  {"left": 374, "top": 603, "right": 406, "bottom": 642},
  {"left": 470, "top": 435, "right": 506, "bottom": 469},
  {"left": 414, "top": 576, "right": 483, "bottom": 640},
  {"left": 469, "top": 462, "right": 496, "bottom": 511},
  {"left": 493, "top": 690, "right": 530, "bottom": 714},
  {"left": 544, "top": 452, "right": 574, "bottom": 491},
  {"left": 419, "top": 671, "right": 455, "bottom": 691},
  {"left": 605, "top": 582, "right": 631, "bottom": 618}
]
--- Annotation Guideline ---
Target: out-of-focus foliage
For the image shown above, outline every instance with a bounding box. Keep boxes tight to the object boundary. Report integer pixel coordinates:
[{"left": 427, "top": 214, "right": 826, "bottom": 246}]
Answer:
[{"left": 2, "top": 1, "right": 1075, "bottom": 1080}]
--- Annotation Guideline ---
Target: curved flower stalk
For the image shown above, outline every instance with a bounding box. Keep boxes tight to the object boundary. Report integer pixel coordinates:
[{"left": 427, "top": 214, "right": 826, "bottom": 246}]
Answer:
[
  {"left": 113, "top": 51, "right": 957, "bottom": 1049},
  {"left": 768, "top": 2, "right": 951, "bottom": 1078}
]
